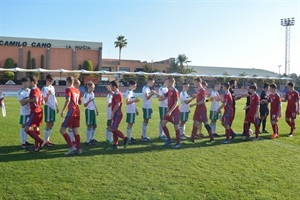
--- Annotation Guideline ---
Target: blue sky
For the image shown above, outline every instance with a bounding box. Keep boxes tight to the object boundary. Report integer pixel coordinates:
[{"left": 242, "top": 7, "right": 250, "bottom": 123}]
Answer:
[{"left": 0, "top": 0, "right": 299, "bottom": 75}]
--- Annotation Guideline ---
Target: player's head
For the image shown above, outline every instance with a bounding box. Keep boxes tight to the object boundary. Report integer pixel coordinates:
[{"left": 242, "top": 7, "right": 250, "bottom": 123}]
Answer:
[
  {"left": 263, "top": 83, "right": 270, "bottom": 91},
  {"left": 74, "top": 79, "right": 81, "bottom": 88},
  {"left": 249, "top": 85, "right": 257, "bottom": 93},
  {"left": 129, "top": 80, "right": 137, "bottom": 90},
  {"left": 182, "top": 82, "right": 189, "bottom": 91},
  {"left": 269, "top": 83, "right": 277, "bottom": 92},
  {"left": 167, "top": 77, "right": 175, "bottom": 88},
  {"left": 147, "top": 77, "right": 155, "bottom": 87},
  {"left": 223, "top": 82, "right": 230, "bottom": 91},
  {"left": 29, "top": 75, "right": 38, "bottom": 87},
  {"left": 87, "top": 81, "right": 95, "bottom": 92},
  {"left": 66, "top": 76, "right": 74, "bottom": 86},
  {"left": 229, "top": 80, "right": 236, "bottom": 89},
  {"left": 194, "top": 77, "right": 202, "bottom": 88},
  {"left": 45, "top": 74, "right": 54, "bottom": 86},
  {"left": 287, "top": 82, "right": 295, "bottom": 90},
  {"left": 213, "top": 82, "right": 221, "bottom": 91},
  {"left": 110, "top": 80, "right": 119, "bottom": 91},
  {"left": 21, "top": 77, "right": 30, "bottom": 88},
  {"left": 163, "top": 79, "right": 168, "bottom": 87}
]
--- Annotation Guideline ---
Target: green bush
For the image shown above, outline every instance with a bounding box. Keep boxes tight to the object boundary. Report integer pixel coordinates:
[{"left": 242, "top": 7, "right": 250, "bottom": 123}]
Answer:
[
  {"left": 4, "top": 58, "right": 14, "bottom": 68},
  {"left": 3, "top": 71, "right": 15, "bottom": 80},
  {"left": 83, "top": 60, "right": 93, "bottom": 71}
]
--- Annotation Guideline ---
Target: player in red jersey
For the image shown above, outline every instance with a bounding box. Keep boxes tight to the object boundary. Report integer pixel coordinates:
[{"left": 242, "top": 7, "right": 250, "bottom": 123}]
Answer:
[
  {"left": 106, "top": 80, "right": 129, "bottom": 150},
  {"left": 268, "top": 84, "right": 281, "bottom": 139},
  {"left": 217, "top": 82, "right": 235, "bottom": 144},
  {"left": 60, "top": 76, "right": 82, "bottom": 155},
  {"left": 189, "top": 78, "right": 214, "bottom": 144},
  {"left": 160, "top": 77, "right": 181, "bottom": 148},
  {"left": 24, "top": 76, "right": 45, "bottom": 152},
  {"left": 282, "top": 82, "right": 299, "bottom": 137},
  {"left": 243, "top": 85, "right": 260, "bottom": 140}
]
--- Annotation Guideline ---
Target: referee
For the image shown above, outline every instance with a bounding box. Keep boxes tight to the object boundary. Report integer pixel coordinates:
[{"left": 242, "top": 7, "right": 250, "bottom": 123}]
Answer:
[{"left": 259, "top": 83, "right": 270, "bottom": 133}]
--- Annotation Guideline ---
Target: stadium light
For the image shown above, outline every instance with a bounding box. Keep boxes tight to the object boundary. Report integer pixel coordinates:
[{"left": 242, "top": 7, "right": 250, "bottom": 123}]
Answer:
[{"left": 280, "top": 17, "right": 295, "bottom": 75}]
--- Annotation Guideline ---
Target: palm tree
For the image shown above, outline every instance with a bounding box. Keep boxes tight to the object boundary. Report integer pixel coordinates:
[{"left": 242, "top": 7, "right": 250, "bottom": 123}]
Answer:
[
  {"left": 176, "top": 54, "right": 191, "bottom": 70},
  {"left": 114, "top": 35, "right": 127, "bottom": 72}
]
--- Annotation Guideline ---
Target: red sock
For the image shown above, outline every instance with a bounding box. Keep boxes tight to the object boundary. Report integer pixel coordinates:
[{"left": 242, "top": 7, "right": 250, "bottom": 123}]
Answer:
[
  {"left": 191, "top": 127, "right": 197, "bottom": 139},
  {"left": 27, "top": 130, "right": 43, "bottom": 143},
  {"left": 63, "top": 133, "right": 73, "bottom": 147},
  {"left": 112, "top": 129, "right": 125, "bottom": 140},
  {"left": 175, "top": 129, "right": 180, "bottom": 144},
  {"left": 254, "top": 124, "right": 259, "bottom": 138},
  {"left": 162, "top": 126, "right": 171, "bottom": 140},
  {"left": 225, "top": 129, "right": 230, "bottom": 140},
  {"left": 272, "top": 124, "right": 278, "bottom": 134},
  {"left": 113, "top": 134, "right": 118, "bottom": 145},
  {"left": 244, "top": 122, "right": 250, "bottom": 137},
  {"left": 290, "top": 121, "right": 295, "bottom": 133},
  {"left": 75, "top": 134, "right": 81, "bottom": 149}
]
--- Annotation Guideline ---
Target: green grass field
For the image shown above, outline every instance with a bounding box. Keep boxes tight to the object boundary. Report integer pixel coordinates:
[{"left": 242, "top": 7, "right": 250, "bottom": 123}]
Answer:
[{"left": 1, "top": 96, "right": 300, "bottom": 199}]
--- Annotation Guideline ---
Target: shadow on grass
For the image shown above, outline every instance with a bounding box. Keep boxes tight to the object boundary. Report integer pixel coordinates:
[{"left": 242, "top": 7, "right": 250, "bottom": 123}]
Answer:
[{"left": 0, "top": 133, "right": 276, "bottom": 162}]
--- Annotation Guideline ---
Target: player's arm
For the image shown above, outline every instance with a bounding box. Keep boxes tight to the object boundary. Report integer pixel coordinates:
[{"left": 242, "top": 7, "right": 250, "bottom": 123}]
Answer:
[
  {"left": 167, "top": 100, "right": 178, "bottom": 116},
  {"left": 189, "top": 97, "right": 205, "bottom": 107},
  {"left": 55, "top": 97, "right": 59, "bottom": 113},
  {"left": 145, "top": 90, "right": 155, "bottom": 100},
  {"left": 184, "top": 95, "right": 194, "bottom": 105},
  {"left": 255, "top": 101, "right": 260, "bottom": 118},
  {"left": 296, "top": 98, "right": 300, "bottom": 114},
  {"left": 217, "top": 98, "right": 227, "bottom": 113},
  {"left": 111, "top": 102, "right": 120, "bottom": 118},
  {"left": 60, "top": 97, "right": 70, "bottom": 117},
  {"left": 278, "top": 97, "right": 282, "bottom": 118},
  {"left": 214, "top": 93, "right": 222, "bottom": 101},
  {"left": 19, "top": 96, "right": 29, "bottom": 106},
  {"left": 83, "top": 96, "right": 93, "bottom": 107}
]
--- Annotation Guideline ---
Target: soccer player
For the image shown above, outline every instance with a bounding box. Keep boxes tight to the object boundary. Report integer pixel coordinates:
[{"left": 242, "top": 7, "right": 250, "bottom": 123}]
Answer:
[
  {"left": 106, "top": 80, "right": 129, "bottom": 149},
  {"left": 217, "top": 82, "right": 234, "bottom": 143},
  {"left": 24, "top": 76, "right": 45, "bottom": 152},
  {"left": 197, "top": 81, "right": 208, "bottom": 138},
  {"left": 268, "top": 84, "right": 281, "bottom": 139},
  {"left": 141, "top": 78, "right": 156, "bottom": 141},
  {"left": 229, "top": 80, "right": 241, "bottom": 125},
  {"left": 161, "top": 77, "right": 181, "bottom": 148},
  {"left": 60, "top": 76, "right": 82, "bottom": 155},
  {"left": 157, "top": 80, "right": 168, "bottom": 140},
  {"left": 125, "top": 80, "right": 140, "bottom": 143},
  {"left": 105, "top": 92, "right": 113, "bottom": 143},
  {"left": 209, "top": 82, "right": 222, "bottom": 137},
  {"left": 41, "top": 74, "right": 59, "bottom": 146},
  {"left": 83, "top": 81, "right": 99, "bottom": 145},
  {"left": 17, "top": 77, "right": 32, "bottom": 148},
  {"left": 282, "top": 82, "right": 299, "bottom": 137},
  {"left": 242, "top": 83, "right": 256, "bottom": 135},
  {"left": 259, "top": 83, "right": 270, "bottom": 133},
  {"left": 243, "top": 85, "right": 260, "bottom": 140},
  {"left": 179, "top": 82, "right": 194, "bottom": 139},
  {"left": 189, "top": 78, "right": 214, "bottom": 144}
]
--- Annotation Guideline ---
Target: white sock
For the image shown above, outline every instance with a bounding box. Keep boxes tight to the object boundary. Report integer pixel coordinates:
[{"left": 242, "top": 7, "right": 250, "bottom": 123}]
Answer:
[
  {"left": 179, "top": 126, "right": 183, "bottom": 136},
  {"left": 68, "top": 129, "right": 74, "bottom": 142},
  {"left": 86, "top": 129, "right": 91, "bottom": 143},
  {"left": 211, "top": 123, "right": 216, "bottom": 134},
  {"left": 44, "top": 129, "right": 50, "bottom": 141},
  {"left": 23, "top": 128, "right": 28, "bottom": 144},
  {"left": 183, "top": 125, "right": 186, "bottom": 135},
  {"left": 106, "top": 129, "right": 113, "bottom": 142},
  {"left": 20, "top": 128, "right": 24, "bottom": 144},
  {"left": 48, "top": 128, "right": 52, "bottom": 141},
  {"left": 159, "top": 124, "right": 164, "bottom": 137},
  {"left": 90, "top": 129, "right": 95, "bottom": 141},
  {"left": 127, "top": 127, "right": 132, "bottom": 140},
  {"left": 142, "top": 123, "right": 147, "bottom": 137}
]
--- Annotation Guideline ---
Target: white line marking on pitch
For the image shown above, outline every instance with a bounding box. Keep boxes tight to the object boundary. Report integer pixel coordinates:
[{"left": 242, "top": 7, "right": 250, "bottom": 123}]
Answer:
[{"left": 261, "top": 139, "right": 300, "bottom": 151}]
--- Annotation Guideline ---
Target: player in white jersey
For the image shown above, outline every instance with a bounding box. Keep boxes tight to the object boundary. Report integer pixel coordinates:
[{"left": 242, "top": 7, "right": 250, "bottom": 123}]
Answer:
[
  {"left": 83, "top": 81, "right": 99, "bottom": 145},
  {"left": 17, "top": 77, "right": 33, "bottom": 148},
  {"left": 41, "top": 75, "right": 59, "bottom": 146},
  {"left": 209, "top": 82, "right": 222, "bottom": 136},
  {"left": 105, "top": 92, "right": 113, "bottom": 143},
  {"left": 179, "top": 82, "right": 194, "bottom": 139},
  {"left": 141, "top": 77, "right": 157, "bottom": 141},
  {"left": 126, "top": 80, "right": 140, "bottom": 143},
  {"left": 157, "top": 80, "right": 168, "bottom": 140}
]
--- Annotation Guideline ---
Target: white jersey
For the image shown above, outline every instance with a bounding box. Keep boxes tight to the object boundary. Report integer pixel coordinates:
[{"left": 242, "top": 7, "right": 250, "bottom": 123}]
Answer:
[
  {"left": 210, "top": 90, "right": 220, "bottom": 111},
  {"left": 17, "top": 88, "right": 31, "bottom": 115},
  {"left": 180, "top": 91, "right": 189, "bottom": 112},
  {"left": 158, "top": 86, "right": 168, "bottom": 108},
  {"left": 126, "top": 90, "right": 136, "bottom": 114},
  {"left": 142, "top": 86, "right": 152, "bottom": 109},
  {"left": 83, "top": 92, "right": 96, "bottom": 110},
  {"left": 42, "top": 85, "right": 56, "bottom": 109},
  {"left": 106, "top": 94, "right": 112, "bottom": 120}
]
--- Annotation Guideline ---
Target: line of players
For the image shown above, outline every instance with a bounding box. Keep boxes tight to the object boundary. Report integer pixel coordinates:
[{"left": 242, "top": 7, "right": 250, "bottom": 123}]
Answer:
[{"left": 17, "top": 75, "right": 299, "bottom": 154}]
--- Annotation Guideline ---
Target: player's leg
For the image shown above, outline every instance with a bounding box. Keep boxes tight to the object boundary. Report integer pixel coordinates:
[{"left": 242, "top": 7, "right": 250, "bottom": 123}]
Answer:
[
  {"left": 73, "top": 127, "right": 82, "bottom": 154},
  {"left": 60, "top": 117, "right": 75, "bottom": 148},
  {"left": 89, "top": 110, "right": 97, "bottom": 143},
  {"left": 112, "top": 112, "right": 129, "bottom": 148},
  {"left": 210, "top": 111, "right": 217, "bottom": 136},
  {"left": 25, "top": 114, "right": 44, "bottom": 149},
  {"left": 126, "top": 113, "right": 135, "bottom": 142},
  {"left": 19, "top": 115, "right": 29, "bottom": 148},
  {"left": 172, "top": 111, "right": 181, "bottom": 148},
  {"left": 158, "top": 107, "right": 167, "bottom": 139},
  {"left": 161, "top": 116, "right": 173, "bottom": 146},
  {"left": 253, "top": 117, "right": 260, "bottom": 139},
  {"left": 86, "top": 125, "right": 92, "bottom": 145},
  {"left": 142, "top": 108, "right": 152, "bottom": 141},
  {"left": 190, "top": 120, "right": 199, "bottom": 142},
  {"left": 270, "top": 114, "right": 279, "bottom": 138},
  {"left": 179, "top": 112, "right": 188, "bottom": 139},
  {"left": 201, "top": 110, "right": 214, "bottom": 141},
  {"left": 106, "top": 120, "right": 113, "bottom": 143}
]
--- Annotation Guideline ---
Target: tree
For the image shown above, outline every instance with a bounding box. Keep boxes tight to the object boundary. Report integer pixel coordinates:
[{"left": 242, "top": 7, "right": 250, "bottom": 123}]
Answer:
[
  {"left": 83, "top": 59, "right": 93, "bottom": 71},
  {"left": 4, "top": 58, "right": 14, "bottom": 68},
  {"left": 176, "top": 54, "right": 191, "bottom": 70},
  {"left": 3, "top": 71, "right": 14, "bottom": 80},
  {"left": 114, "top": 35, "right": 127, "bottom": 72},
  {"left": 26, "top": 51, "right": 32, "bottom": 77},
  {"left": 142, "top": 64, "right": 160, "bottom": 73},
  {"left": 166, "top": 54, "right": 195, "bottom": 75}
]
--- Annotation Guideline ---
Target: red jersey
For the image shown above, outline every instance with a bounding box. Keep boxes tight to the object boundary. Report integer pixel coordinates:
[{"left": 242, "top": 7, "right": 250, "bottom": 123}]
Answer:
[
  {"left": 166, "top": 88, "right": 179, "bottom": 112},
  {"left": 29, "top": 87, "right": 43, "bottom": 113},
  {"left": 195, "top": 88, "right": 206, "bottom": 111},
  {"left": 111, "top": 91, "right": 123, "bottom": 112},
  {"left": 223, "top": 92, "right": 233, "bottom": 115},
  {"left": 269, "top": 93, "right": 281, "bottom": 114},
  {"left": 65, "top": 86, "right": 80, "bottom": 117},
  {"left": 285, "top": 90, "right": 299, "bottom": 112},
  {"left": 249, "top": 93, "right": 260, "bottom": 115}
]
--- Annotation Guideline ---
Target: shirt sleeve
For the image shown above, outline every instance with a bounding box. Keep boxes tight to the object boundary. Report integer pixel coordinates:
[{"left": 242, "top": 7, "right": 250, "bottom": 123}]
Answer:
[
  {"left": 41, "top": 87, "right": 47, "bottom": 97},
  {"left": 65, "top": 88, "right": 71, "bottom": 99},
  {"left": 83, "top": 93, "right": 88, "bottom": 104}
]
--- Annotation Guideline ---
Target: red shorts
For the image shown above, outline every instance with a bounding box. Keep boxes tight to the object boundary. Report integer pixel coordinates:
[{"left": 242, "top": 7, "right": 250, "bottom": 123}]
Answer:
[
  {"left": 26, "top": 112, "right": 43, "bottom": 127},
  {"left": 193, "top": 109, "right": 208, "bottom": 123},
  {"left": 285, "top": 110, "right": 297, "bottom": 119},
  {"left": 62, "top": 115, "right": 80, "bottom": 128},
  {"left": 222, "top": 115, "right": 233, "bottom": 126},
  {"left": 270, "top": 112, "right": 279, "bottom": 122},
  {"left": 111, "top": 111, "right": 123, "bottom": 130},
  {"left": 245, "top": 113, "right": 259, "bottom": 124},
  {"left": 163, "top": 110, "right": 180, "bottom": 125}
]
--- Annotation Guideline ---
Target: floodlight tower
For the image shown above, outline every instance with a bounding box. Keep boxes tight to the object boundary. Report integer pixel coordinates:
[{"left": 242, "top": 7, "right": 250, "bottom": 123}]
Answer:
[{"left": 281, "top": 18, "right": 295, "bottom": 75}]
